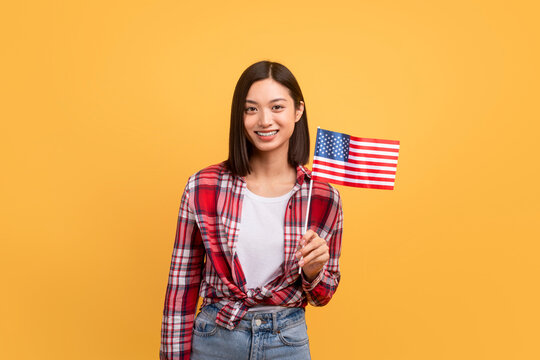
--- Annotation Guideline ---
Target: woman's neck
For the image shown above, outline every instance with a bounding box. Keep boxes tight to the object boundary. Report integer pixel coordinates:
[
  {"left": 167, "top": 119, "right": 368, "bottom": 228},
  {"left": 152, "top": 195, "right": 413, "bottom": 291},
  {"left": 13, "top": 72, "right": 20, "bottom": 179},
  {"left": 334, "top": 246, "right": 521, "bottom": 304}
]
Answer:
[
  {"left": 248, "top": 153, "right": 294, "bottom": 180},
  {"left": 245, "top": 152, "right": 297, "bottom": 196}
]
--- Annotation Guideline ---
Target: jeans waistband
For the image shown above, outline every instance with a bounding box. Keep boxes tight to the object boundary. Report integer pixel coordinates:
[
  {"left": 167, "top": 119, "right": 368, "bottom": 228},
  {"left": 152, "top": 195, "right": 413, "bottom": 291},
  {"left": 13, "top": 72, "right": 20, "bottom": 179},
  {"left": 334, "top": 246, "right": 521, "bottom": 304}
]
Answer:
[{"left": 200, "top": 302, "right": 306, "bottom": 332}]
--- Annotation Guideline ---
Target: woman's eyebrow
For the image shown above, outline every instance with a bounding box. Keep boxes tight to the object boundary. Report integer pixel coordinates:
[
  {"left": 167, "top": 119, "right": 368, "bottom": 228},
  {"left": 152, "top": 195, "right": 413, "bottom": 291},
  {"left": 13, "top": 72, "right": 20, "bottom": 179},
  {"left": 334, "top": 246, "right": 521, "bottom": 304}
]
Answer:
[{"left": 245, "top": 98, "right": 287, "bottom": 104}]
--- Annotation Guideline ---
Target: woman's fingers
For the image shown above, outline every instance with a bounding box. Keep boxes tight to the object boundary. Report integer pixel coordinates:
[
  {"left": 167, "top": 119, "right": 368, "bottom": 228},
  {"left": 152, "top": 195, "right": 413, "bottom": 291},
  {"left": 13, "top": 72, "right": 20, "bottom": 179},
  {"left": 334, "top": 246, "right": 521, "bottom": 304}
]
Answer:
[
  {"left": 295, "top": 230, "right": 316, "bottom": 259},
  {"left": 296, "top": 235, "right": 328, "bottom": 265},
  {"left": 298, "top": 242, "right": 329, "bottom": 266},
  {"left": 299, "top": 230, "right": 317, "bottom": 248},
  {"left": 296, "top": 231, "right": 330, "bottom": 279},
  {"left": 296, "top": 235, "right": 327, "bottom": 258}
]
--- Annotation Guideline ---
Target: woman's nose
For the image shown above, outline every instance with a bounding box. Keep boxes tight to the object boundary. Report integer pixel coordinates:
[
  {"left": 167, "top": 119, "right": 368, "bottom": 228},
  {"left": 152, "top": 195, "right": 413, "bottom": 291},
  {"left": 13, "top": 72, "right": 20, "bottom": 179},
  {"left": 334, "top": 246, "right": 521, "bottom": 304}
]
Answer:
[{"left": 258, "top": 109, "right": 273, "bottom": 127}]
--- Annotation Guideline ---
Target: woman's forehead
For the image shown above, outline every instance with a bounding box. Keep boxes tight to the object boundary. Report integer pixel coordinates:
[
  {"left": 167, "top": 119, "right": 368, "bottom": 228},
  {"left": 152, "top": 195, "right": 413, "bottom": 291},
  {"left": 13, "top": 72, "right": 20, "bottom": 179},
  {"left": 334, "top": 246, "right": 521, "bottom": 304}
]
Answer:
[{"left": 246, "top": 80, "right": 291, "bottom": 104}]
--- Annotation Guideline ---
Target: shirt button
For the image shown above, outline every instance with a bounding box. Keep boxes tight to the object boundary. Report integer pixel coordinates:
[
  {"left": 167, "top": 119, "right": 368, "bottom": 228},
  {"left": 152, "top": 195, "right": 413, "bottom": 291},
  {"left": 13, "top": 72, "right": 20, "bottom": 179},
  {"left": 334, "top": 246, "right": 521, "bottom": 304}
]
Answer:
[{"left": 255, "top": 319, "right": 262, "bottom": 326}]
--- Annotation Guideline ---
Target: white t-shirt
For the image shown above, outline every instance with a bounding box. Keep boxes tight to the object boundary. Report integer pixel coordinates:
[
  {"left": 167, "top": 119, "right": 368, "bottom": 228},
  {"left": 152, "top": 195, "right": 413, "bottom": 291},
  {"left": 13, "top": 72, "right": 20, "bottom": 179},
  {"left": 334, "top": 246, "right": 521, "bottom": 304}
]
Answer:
[{"left": 235, "top": 186, "right": 295, "bottom": 312}]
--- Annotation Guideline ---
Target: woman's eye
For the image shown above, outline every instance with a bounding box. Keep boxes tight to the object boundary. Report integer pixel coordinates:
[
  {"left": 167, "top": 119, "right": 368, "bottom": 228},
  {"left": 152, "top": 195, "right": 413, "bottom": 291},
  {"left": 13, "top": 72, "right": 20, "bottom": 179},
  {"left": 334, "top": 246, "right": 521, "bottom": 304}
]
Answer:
[
  {"left": 245, "top": 107, "right": 256, "bottom": 112},
  {"left": 273, "top": 105, "right": 284, "bottom": 110}
]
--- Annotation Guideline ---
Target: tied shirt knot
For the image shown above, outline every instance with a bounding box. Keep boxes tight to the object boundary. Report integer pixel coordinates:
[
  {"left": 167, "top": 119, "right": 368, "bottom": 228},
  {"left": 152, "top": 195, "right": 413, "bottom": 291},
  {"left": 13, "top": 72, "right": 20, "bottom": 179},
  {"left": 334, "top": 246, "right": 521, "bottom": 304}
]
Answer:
[{"left": 216, "top": 287, "right": 274, "bottom": 330}]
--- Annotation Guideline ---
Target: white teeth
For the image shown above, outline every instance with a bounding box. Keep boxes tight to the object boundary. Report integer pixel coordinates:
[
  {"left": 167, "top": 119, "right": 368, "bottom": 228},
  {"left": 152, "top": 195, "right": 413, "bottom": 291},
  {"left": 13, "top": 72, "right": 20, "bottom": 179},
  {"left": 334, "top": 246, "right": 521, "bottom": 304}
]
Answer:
[{"left": 256, "top": 130, "right": 278, "bottom": 136}]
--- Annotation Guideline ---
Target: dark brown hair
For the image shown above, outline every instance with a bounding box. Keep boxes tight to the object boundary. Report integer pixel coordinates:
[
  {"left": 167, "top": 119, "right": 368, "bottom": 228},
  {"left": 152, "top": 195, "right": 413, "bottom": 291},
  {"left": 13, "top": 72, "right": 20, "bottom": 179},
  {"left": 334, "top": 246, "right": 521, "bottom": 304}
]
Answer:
[{"left": 225, "top": 60, "right": 310, "bottom": 177}]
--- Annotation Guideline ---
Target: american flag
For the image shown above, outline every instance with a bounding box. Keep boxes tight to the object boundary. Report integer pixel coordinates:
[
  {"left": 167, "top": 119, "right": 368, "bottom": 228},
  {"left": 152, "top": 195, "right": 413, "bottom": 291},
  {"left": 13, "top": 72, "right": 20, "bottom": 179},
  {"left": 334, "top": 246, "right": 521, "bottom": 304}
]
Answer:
[{"left": 311, "top": 128, "right": 400, "bottom": 190}]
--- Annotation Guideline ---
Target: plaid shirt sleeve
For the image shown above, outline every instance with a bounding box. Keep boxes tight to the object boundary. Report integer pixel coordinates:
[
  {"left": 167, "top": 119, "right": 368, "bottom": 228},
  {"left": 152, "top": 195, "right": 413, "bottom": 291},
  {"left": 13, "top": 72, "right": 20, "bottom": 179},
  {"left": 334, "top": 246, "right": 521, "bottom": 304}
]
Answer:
[
  {"left": 301, "top": 186, "right": 343, "bottom": 306},
  {"left": 160, "top": 179, "right": 205, "bottom": 360}
]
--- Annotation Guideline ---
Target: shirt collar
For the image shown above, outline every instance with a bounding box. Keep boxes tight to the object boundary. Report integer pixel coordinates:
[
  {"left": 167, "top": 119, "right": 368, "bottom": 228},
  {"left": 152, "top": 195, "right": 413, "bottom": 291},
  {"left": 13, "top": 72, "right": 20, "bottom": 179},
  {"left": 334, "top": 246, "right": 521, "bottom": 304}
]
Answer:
[{"left": 296, "top": 164, "right": 311, "bottom": 186}]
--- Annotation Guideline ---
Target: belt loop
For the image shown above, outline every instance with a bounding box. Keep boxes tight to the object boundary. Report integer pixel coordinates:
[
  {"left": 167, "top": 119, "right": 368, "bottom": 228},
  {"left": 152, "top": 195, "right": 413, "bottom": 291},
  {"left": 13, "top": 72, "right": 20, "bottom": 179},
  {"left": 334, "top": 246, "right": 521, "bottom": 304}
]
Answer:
[{"left": 272, "top": 312, "right": 278, "bottom": 334}]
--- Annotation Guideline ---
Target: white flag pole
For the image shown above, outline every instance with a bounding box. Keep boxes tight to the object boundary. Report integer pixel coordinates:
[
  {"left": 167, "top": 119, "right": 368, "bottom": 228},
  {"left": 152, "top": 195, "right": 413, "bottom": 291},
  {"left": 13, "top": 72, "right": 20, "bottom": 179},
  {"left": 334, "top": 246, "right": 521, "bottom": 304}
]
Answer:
[
  {"left": 299, "top": 126, "right": 319, "bottom": 276},
  {"left": 299, "top": 178, "right": 314, "bottom": 275}
]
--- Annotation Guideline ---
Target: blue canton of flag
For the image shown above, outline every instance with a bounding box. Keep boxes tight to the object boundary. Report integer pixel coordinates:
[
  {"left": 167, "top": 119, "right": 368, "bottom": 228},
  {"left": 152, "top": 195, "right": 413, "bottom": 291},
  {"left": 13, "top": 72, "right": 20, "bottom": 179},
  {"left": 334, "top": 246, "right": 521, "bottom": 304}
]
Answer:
[{"left": 314, "top": 129, "right": 351, "bottom": 162}]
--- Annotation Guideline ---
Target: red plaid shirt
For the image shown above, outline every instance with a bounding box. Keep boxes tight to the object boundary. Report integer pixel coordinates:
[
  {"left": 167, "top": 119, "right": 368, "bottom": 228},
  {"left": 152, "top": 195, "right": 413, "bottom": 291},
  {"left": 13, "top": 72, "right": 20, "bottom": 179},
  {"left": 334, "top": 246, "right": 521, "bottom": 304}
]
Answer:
[{"left": 160, "top": 161, "right": 343, "bottom": 360}]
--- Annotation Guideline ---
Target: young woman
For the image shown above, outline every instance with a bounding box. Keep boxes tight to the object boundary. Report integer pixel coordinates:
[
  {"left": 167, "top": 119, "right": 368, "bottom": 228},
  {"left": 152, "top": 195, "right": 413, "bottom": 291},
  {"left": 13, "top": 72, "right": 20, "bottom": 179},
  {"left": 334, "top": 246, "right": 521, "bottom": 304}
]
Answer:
[{"left": 160, "top": 60, "right": 343, "bottom": 360}]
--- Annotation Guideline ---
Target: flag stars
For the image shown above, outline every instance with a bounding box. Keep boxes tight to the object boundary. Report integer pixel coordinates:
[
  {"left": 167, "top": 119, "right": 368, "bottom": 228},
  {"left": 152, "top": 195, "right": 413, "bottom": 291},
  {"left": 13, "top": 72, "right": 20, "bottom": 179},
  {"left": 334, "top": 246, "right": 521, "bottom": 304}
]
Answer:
[{"left": 314, "top": 129, "right": 352, "bottom": 162}]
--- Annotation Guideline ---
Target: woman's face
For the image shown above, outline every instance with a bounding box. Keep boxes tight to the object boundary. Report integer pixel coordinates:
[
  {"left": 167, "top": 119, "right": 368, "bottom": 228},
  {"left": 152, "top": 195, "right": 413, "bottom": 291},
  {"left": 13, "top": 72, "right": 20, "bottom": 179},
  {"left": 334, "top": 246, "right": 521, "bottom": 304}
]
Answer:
[{"left": 243, "top": 78, "right": 304, "bottom": 157}]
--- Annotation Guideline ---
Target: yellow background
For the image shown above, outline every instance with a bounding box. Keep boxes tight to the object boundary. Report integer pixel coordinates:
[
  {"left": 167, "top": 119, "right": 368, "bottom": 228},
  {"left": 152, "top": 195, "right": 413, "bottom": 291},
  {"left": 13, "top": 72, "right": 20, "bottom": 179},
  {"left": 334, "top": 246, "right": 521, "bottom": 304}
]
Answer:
[{"left": 2, "top": 0, "right": 539, "bottom": 359}]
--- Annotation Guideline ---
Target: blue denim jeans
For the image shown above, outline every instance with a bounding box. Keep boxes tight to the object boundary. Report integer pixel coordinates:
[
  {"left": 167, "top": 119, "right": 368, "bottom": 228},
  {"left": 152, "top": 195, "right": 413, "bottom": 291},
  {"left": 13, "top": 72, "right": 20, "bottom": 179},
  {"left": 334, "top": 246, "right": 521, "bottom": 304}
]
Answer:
[{"left": 191, "top": 302, "right": 311, "bottom": 360}]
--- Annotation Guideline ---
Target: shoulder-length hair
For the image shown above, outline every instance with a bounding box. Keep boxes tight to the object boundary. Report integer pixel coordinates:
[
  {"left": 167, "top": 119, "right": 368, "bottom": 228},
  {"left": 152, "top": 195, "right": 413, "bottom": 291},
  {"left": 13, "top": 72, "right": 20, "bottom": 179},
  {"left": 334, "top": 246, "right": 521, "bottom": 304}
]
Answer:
[{"left": 225, "top": 60, "right": 310, "bottom": 177}]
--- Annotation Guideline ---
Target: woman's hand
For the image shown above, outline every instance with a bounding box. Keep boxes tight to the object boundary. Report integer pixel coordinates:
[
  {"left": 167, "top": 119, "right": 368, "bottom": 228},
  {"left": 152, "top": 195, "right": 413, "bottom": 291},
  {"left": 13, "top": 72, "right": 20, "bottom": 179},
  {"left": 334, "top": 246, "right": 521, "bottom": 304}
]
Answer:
[{"left": 295, "top": 230, "right": 329, "bottom": 282}]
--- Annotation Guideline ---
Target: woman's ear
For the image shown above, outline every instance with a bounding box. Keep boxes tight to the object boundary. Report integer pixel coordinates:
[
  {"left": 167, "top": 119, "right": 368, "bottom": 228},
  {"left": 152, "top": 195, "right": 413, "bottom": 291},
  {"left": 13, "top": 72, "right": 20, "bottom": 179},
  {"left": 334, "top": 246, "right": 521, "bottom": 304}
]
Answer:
[{"left": 295, "top": 101, "right": 305, "bottom": 122}]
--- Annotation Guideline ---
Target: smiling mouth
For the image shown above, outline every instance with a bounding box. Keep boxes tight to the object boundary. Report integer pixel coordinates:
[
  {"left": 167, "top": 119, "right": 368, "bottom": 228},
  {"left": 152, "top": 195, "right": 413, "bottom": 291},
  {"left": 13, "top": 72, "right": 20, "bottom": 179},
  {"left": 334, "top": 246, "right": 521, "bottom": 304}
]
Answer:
[{"left": 255, "top": 130, "right": 278, "bottom": 137}]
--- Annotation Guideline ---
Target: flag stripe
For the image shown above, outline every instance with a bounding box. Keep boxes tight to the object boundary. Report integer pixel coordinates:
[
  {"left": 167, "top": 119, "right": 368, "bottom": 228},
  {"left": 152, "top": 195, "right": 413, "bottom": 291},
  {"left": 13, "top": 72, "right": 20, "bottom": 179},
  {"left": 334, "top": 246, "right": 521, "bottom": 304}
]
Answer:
[
  {"left": 350, "top": 144, "right": 400, "bottom": 153},
  {"left": 349, "top": 136, "right": 400, "bottom": 146},
  {"left": 349, "top": 147, "right": 399, "bottom": 157},
  {"left": 312, "top": 165, "right": 396, "bottom": 180},
  {"left": 312, "top": 172, "right": 395, "bottom": 187},
  {"left": 348, "top": 152, "right": 398, "bottom": 160},
  {"left": 313, "top": 159, "right": 396, "bottom": 176},
  {"left": 348, "top": 154, "right": 398, "bottom": 162},
  {"left": 312, "top": 176, "right": 395, "bottom": 190},
  {"left": 314, "top": 156, "right": 397, "bottom": 172},
  {"left": 349, "top": 140, "right": 400, "bottom": 149},
  {"left": 347, "top": 156, "right": 398, "bottom": 165}
]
